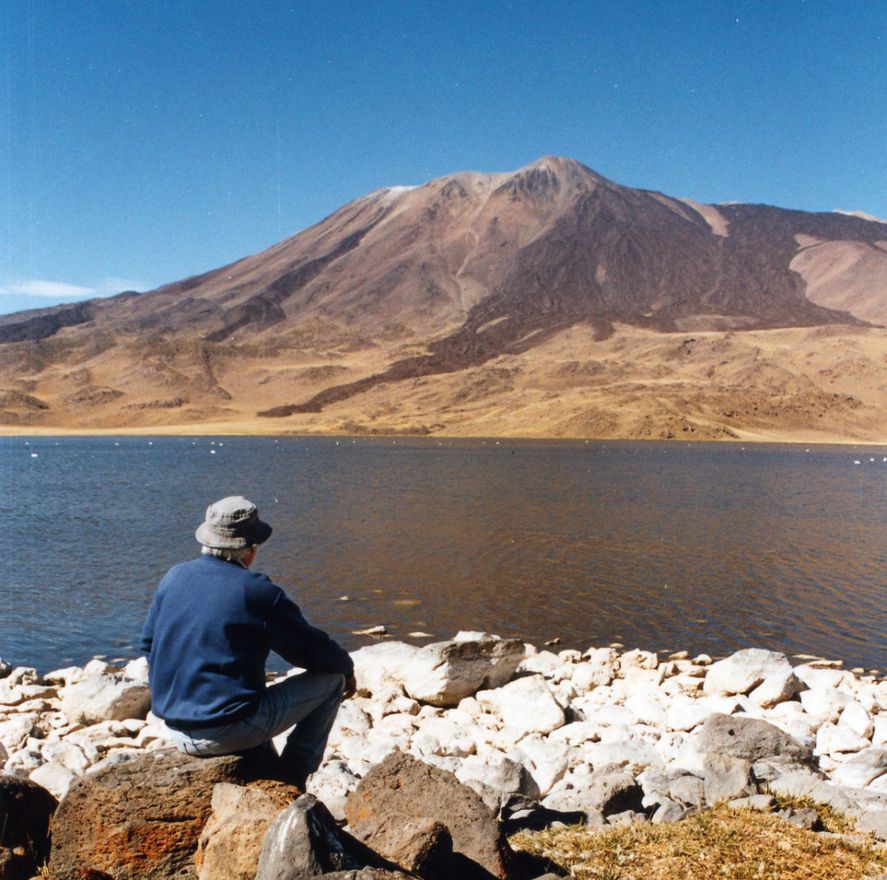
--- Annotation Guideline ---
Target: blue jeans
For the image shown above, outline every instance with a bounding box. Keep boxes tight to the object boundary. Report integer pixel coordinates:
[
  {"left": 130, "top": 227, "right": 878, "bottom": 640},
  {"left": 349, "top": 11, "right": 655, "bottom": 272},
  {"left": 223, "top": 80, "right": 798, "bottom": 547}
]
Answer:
[{"left": 167, "top": 670, "right": 345, "bottom": 779}]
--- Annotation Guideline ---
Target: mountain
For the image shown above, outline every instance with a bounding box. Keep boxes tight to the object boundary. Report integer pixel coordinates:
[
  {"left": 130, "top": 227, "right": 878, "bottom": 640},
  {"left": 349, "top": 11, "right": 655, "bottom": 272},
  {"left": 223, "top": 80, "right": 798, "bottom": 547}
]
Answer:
[{"left": 3, "top": 156, "right": 887, "bottom": 441}]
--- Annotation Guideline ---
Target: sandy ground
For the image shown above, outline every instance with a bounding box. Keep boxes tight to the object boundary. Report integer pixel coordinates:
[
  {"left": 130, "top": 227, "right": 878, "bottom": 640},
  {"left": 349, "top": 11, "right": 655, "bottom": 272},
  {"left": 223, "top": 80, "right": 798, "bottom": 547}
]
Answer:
[{"left": 4, "top": 324, "right": 887, "bottom": 444}]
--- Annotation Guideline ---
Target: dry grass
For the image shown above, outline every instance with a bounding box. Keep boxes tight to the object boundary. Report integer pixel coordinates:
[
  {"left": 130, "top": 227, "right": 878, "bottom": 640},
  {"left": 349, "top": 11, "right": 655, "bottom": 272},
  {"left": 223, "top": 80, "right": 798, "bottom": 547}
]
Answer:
[{"left": 509, "top": 804, "right": 887, "bottom": 880}]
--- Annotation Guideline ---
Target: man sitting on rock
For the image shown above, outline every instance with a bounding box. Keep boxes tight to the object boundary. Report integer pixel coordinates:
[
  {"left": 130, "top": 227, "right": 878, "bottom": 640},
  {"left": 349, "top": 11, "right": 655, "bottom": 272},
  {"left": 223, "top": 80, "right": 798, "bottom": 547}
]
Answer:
[{"left": 140, "top": 495, "right": 355, "bottom": 788}]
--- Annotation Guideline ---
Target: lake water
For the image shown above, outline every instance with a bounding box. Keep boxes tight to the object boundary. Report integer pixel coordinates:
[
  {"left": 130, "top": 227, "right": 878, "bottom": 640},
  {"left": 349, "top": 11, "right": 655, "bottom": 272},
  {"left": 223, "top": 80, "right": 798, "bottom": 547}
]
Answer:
[{"left": 1, "top": 436, "right": 885, "bottom": 674}]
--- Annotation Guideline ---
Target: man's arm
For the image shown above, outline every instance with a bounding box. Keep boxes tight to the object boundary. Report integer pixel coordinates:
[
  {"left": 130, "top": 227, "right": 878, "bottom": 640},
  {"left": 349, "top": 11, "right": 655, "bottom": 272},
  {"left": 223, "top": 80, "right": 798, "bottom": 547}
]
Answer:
[{"left": 266, "top": 589, "right": 354, "bottom": 676}]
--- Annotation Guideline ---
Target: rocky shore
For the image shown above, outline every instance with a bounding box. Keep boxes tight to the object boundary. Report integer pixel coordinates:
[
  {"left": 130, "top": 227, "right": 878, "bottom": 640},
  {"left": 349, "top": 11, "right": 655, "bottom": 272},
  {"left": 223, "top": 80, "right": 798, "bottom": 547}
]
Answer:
[{"left": 1, "top": 634, "right": 885, "bottom": 879}]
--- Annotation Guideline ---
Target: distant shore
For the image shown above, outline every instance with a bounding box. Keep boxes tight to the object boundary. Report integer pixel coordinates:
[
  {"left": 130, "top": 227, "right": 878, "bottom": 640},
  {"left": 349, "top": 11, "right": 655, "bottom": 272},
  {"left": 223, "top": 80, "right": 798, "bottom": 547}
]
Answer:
[{"left": 3, "top": 425, "right": 887, "bottom": 446}]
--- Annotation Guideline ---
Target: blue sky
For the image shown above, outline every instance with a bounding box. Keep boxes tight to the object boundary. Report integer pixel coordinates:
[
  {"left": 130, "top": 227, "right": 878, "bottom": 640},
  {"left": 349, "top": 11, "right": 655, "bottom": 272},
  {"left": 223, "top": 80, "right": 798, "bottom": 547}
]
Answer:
[{"left": 2, "top": 0, "right": 885, "bottom": 315}]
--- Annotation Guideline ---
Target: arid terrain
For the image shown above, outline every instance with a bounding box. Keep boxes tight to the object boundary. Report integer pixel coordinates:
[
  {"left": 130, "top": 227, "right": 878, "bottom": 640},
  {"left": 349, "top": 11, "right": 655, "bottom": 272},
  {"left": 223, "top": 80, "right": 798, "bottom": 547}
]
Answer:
[{"left": 2, "top": 157, "right": 887, "bottom": 442}]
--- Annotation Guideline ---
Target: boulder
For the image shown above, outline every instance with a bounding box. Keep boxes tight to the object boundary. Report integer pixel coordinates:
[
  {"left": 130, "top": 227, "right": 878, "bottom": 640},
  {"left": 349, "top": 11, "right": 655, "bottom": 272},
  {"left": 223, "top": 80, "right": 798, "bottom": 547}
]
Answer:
[
  {"left": 838, "top": 701, "right": 874, "bottom": 740},
  {"left": 543, "top": 767, "right": 643, "bottom": 820},
  {"left": 60, "top": 674, "right": 151, "bottom": 725},
  {"left": 49, "top": 748, "right": 292, "bottom": 880},
  {"left": 0, "top": 775, "right": 56, "bottom": 863},
  {"left": 196, "top": 782, "right": 297, "bottom": 880},
  {"left": 344, "top": 751, "right": 516, "bottom": 879},
  {"left": 703, "top": 649, "right": 794, "bottom": 697},
  {"left": 701, "top": 753, "right": 753, "bottom": 805},
  {"left": 691, "top": 713, "right": 813, "bottom": 764},
  {"left": 403, "top": 638, "right": 524, "bottom": 707},
  {"left": 28, "top": 761, "right": 77, "bottom": 799},
  {"left": 816, "top": 722, "right": 870, "bottom": 755},
  {"left": 476, "top": 676, "right": 566, "bottom": 738}
]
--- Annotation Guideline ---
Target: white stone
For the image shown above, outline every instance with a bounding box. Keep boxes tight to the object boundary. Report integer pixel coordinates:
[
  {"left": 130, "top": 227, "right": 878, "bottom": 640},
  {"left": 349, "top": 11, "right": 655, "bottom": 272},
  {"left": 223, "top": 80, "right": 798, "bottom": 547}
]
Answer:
[
  {"left": 60, "top": 675, "right": 150, "bottom": 725},
  {"left": 403, "top": 638, "right": 524, "bottom": 706},
  {"left": 122, "top": 656, "right": 149, "bottom": 683},
  {"left": 856, "top": 683, "right": 884, "bottom": 714},
  {"left": 3, "top": 747, "right": 42, "bottom": 776},
  {"left": 703, "top": 649, "right": 793, "bottom": 697},
  {"left": 82, "top": 658, "right": 113, "bottom": 677},
  {"left": 509, "top": 734, "right": 571, "bottom": 796},
  {"left": 43, "top": 666, "right": 84, "bottom": 686},
  {"left": 748, "top": 670, "right": 802, "bottom": 708},
  {"left": 413, "top": 717, "right": 475, "bottom": 757},
  {"left": 625, "top": 692, "right": 667, "bottom": 727},
  {"left": 793, "top": 665, "right": 853, "bottom": 691},
  {"left": 548, "top": 721, "right": 601, "bottom": 747},
  {"left": 41, "top": 740, "right": 91, "bottom": 773},
  {"left": 666, "top": 697, "right": 713, "bottom": 732},
  {"left": 583, "top": 738, "right": 659, "bottom": 770},
  {"left": 816, "top": 721, "right": 870, "bottom": 755},
  {"left": 874, "top": 716, "right": 887, "bottom": 747},
  {"left": 0, "top": 714, "right": 36, "bottom": 751},
  {"left": 476, "top": 675, "right": 565, "bottom": 738},
  {"left": 350, "top": 641, "right": 421, "bottom": 695},
  {"left": 829, "top": 748, "right": 887, "bottom": 789},
  {"left": 570, "top": 662, "right": 615, "bottom": 690},
  {"left": 838, "top": 701, "right": 874, "bottom": 740},
  {"left": 800, "top": 687, "right": 853, "bottom": 724},
  {"left": 620, "top": 649, "right": 659, "bottom": 670},
  {"left": 306, "top": 761, "right": 360, "bottom": 820},
  {"left": 456, "top": 753, "right": 540, "bottom": 800},
  {"left": 29, "top": 761, "right": 77, "bottom": 799},
  {"left": 518, "top": 651, "right": 563, "bottom": 677}
]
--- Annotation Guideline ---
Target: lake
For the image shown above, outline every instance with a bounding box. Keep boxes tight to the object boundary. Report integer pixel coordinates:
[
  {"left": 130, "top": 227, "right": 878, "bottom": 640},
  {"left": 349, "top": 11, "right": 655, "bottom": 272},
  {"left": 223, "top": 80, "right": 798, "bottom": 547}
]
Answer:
[{"left": 2, "top": 436, "right": 885, "bottom": 673}]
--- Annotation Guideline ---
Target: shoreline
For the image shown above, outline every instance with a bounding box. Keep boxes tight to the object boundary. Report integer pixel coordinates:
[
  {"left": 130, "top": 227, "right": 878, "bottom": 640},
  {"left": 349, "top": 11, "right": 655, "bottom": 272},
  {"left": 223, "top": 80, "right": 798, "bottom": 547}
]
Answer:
[
  {"left": 4, "top": 426, "right": 887, "bottom": 447},
  {"left": 2, "top": 634, "right": 884, "bottom": 844}
]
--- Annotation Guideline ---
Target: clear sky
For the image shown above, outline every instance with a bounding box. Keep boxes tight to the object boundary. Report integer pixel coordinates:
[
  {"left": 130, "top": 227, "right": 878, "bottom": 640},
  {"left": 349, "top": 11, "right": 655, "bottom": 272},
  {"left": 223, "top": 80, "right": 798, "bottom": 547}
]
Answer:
[{"left": 2, "top": 0, "right": 885, "bottom": 315}]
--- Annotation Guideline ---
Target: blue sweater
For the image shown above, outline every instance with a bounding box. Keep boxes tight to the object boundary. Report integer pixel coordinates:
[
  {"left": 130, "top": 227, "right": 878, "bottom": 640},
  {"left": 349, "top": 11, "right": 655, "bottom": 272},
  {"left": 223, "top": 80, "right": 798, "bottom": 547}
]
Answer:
[{"left": 140, "top": 555, "right": 353, "bottom": 729}]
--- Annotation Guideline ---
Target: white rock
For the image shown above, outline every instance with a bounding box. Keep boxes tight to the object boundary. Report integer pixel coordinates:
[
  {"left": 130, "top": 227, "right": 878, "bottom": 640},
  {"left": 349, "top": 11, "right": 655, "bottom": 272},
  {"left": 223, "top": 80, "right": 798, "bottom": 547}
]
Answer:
[
  {"left": 3, "top": 747, "right": 42, "bottom": 776},
  {"left": 41, "top": 740, "right": 91, "bottom": 773},
  {"left": 330, "top": 701, "right": 372, "bottom": 739},
  {"left": 43, "top": 666, "right": 84, "bottom": 686},
  {"left": 794, "top": 665, "right": 853, "bottom": 691},
  {"left": 509, "top": 734, "right": 571, "bottom": 796},
  {"left": 60, "top": 675, "right": 150, "bottom": 725},
  {"left": 0, "top": 714, "right": 37, "bottom": 750},
  {"left": 413, "top": 717, "right": 475, "bottom": 757},
  {"left": 800, "top": 687, "right": 853, "bottom": 724},
  {"left": 620, "top": 649, "right": 659, "bottom": 671},
  {"left": 518, "top": 651, "right": 563, "bottom": 677},
  {"left": 122, "top": 656, "right": 149, "bottom": 683},
  {"left": 703, "top": 649, "right": 793, "bottom": 697},
  {"left": 829, "top": 748, "right": 887, "bottom": 789},
  {"left": 856, "top": 684, "right": 884, "bottom": 714},
  {"left": 748, "top": 669, "right": 802, "bottom": 708},
  {"left": 570, "top": 662, "right": 615, "bottom": 690},
  {"left": 548, "top": 722, "right": 601, "bottom": 747},
  {"left": 625, "top": 692, "right": 667, "bottom": 727},
  {"left": 816, "top": 722, "right": 870, "bottom": 755},
  {"left": 476, "top": 675, "right": 565, "bottom": 737},
  {"left": 403, "top": 638, "right": 524, "bottom": 706},
  {"left": 455, "top": 753, "right": 540, "bottom": 800},
  {"left": 583, "top": 738, "right": 659, "bottom": 770},
  {"left": 306, "top": 761, "right": 359, "bottom": 821},
  {"left": 82, "top": 658, "right": 113, "bottom": 677},
  {"left": 838, "top": 701, "right": 874, "bottom": 740},
  {"left": 350, "top": 641, "right": 421, "bottom": 695},
  {"left": 874, "top": 716, "right": 887, "bottom": 748},
  {"left": 29, "top": 761, "right": 77, "bottom": 799},
  {"left": 666, "top": 697, "right": 713, "bottom": 732}
]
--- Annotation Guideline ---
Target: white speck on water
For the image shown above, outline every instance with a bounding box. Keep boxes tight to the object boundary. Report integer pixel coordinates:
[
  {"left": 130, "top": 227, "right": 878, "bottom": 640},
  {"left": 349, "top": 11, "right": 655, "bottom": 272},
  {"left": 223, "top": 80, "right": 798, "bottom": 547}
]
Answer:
[
  {"left": 854, "top": 460, "right": 861, "bottom": 464},
  {"left": 148, "top": 441, "right": 153, "bottom": 446},
  {"left": 30, "top": 452, "right": 38, "bottom": 458},
  {"left": 210, "top": 449, "right": 216, "bottom": 454}
]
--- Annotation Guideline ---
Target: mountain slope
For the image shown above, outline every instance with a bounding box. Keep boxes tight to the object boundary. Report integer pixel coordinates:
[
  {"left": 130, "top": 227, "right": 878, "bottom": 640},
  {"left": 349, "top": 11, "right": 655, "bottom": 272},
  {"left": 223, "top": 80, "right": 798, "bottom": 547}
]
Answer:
[{"left": 2, "top": 156, "right": 887, "bottom": 440}]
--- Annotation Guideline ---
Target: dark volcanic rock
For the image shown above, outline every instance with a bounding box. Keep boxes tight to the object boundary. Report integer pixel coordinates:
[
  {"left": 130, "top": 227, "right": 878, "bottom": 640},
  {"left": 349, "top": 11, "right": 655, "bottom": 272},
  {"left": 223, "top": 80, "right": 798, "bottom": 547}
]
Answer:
[
  {"left": 48, "top": 748, "right": 289, "bottom": 880},
  {"left": 345, "top": 751, "right": 517, "bottom": 880},
  {"left": 0, "top": 775, "right": 57, "bottom": 863}
]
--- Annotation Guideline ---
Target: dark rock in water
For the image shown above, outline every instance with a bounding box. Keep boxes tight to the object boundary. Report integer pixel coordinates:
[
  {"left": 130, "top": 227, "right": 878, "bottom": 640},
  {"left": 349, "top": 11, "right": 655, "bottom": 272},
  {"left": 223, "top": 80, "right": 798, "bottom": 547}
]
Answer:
[
  {"left": 254, "top": 794, "right": 389, "bottom": 880},
  {"left": 694, "top": 713, "right": 813, "bottom": 764},
  {"left": 49, "top": 747, "right": 292, "bottom": 880},
  {"left": 0, "top": 774, "right": 57, "bottom": 863},
  {"left": 344, "top": 751, "right": 518, "bottom": 880}
]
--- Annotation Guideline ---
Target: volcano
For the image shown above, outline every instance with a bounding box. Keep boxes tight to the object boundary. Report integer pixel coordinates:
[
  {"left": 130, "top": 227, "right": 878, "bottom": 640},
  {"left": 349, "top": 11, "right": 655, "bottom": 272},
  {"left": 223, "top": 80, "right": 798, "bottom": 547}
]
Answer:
[{"left": 3, "top": 156, "right": 887, "bottom": 441}]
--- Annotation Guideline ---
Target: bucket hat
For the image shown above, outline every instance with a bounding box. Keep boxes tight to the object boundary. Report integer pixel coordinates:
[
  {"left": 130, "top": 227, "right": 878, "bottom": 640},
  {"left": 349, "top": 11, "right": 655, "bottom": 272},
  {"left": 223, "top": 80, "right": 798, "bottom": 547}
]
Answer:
[{"left": 195, "top": 495, "right": 273, "bottom": 549}]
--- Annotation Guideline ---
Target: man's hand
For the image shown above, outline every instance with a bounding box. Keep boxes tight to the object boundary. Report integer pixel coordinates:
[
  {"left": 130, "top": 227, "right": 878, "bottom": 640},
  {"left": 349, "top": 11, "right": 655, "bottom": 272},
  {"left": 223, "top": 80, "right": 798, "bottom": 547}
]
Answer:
[{"left": 343, "top": 674, "right": 357, "bottom": 700}]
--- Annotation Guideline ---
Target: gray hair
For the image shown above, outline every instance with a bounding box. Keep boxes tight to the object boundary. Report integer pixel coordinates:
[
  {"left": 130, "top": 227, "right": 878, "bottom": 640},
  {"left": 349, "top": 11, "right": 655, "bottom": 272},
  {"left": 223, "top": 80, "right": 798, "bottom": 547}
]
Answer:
[{"left": 201, "top": 544, "right": 256, "bottom": 563}]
